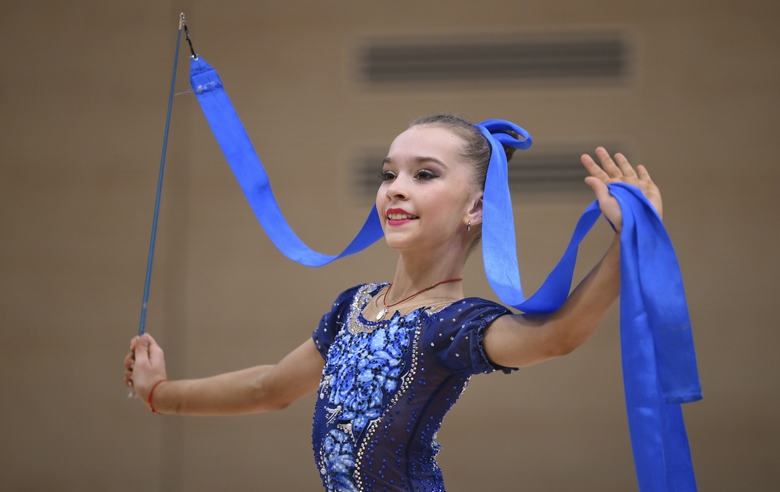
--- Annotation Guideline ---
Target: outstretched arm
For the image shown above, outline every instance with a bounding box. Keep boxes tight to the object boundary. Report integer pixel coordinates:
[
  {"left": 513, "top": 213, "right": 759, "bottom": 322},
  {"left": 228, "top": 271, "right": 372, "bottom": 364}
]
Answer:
[
  {"left": 483, "top": 148, "right": 661, "bottom": 368},
  {"left": 124, "top": 334, "right": 324, "bottom": 415}
]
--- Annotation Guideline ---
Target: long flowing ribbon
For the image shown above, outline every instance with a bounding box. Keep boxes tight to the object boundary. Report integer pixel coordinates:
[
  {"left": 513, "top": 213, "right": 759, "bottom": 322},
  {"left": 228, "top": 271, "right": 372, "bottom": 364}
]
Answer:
[
  {"left": 190, "top": 57, "right": 384, "bottom": 265},
  {"left": 188, "top": 55, "right": 701, "bottom": 491},
  {"left": 616, "top": 184, "right": 700, "bottom": 491}
]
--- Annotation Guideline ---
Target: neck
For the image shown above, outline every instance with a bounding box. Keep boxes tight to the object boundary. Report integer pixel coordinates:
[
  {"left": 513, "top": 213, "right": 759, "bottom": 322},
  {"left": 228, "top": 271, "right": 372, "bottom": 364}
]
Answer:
[{"left": 387, "top": 240, "right": 469, "bottom": 304}]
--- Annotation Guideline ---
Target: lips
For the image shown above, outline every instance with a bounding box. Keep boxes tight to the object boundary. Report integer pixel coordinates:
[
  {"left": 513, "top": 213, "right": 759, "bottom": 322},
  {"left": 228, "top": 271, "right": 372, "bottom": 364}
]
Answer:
[{"left": 386, "top": 208, "right": 418, "bottom": 225}]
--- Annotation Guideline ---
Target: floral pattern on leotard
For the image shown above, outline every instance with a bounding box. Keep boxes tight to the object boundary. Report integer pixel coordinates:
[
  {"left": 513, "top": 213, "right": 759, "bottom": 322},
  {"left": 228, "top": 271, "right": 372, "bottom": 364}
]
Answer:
[
  {"left": 318, "top": 311, "right": 412, "bottom": 490},
  {"left": 322, "top": 428, "right": 360, "bottom": 492},
  {"left": 321, "top": 316, "right": 410, "bottom": 436},
  {"left": 312, "top": 284, "right": 515, "bottom": 491}
]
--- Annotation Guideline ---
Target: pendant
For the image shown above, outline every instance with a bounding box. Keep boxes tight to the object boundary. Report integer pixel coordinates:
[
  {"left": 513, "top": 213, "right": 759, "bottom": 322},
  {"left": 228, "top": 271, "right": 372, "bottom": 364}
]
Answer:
[{"left": 376, "top": 308, "right": 387, "bottom": 321}]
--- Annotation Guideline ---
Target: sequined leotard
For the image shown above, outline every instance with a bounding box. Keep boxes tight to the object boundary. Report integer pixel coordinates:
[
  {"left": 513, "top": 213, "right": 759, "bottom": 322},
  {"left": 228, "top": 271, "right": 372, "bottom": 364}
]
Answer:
[{"left": 312, "top": 284, "right": 514, "bottom": 492}]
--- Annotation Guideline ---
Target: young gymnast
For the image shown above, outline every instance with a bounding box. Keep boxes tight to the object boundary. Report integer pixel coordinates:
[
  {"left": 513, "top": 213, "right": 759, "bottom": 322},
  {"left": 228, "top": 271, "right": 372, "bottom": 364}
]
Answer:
[{"left": 124, "top": 114, "right": 663, "bottom": 491}]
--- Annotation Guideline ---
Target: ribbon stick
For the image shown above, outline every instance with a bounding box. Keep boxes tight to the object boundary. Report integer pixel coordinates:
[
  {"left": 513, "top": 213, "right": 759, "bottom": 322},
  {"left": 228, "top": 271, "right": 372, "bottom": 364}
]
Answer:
[
  {"left": 137, "top": 14, "right": 185, "bottom": 336},
  {"left": 187, "top": 48, "right": 701, "bottom": 490}
]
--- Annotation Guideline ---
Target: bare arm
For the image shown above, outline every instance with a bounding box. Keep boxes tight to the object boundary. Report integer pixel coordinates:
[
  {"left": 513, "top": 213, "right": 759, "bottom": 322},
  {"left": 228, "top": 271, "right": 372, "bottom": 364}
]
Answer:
[
  {"left": 125, "top": 334, "right": 324, "bottom": 415},
  {"left": 483, "top": 147, "right": 661, "bottom": 368},
  {"left": 484, "top": 235, "right": 620, "bottom": 367}
]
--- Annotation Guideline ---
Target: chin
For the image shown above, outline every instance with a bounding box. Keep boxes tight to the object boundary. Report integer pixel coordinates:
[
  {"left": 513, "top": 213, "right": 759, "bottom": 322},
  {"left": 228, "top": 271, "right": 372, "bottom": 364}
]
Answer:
[
  {"left": 383, "top": 230, "right": 418, "bottom": 251},
  {"left": 383, "top": 234, "right": 409, "bottom": 251}
]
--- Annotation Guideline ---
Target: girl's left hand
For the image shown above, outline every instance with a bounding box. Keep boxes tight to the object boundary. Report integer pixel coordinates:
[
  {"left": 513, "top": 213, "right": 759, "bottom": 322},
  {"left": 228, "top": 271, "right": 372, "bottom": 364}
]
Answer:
[{"left": 581, "top": 147, "right": 662, "bottom": 232}]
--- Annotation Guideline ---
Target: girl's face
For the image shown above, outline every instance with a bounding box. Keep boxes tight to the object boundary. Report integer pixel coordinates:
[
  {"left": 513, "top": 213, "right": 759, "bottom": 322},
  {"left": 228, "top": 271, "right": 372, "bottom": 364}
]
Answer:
[{"left": 377, "top": 125, "right": 482, "bottom": 254}]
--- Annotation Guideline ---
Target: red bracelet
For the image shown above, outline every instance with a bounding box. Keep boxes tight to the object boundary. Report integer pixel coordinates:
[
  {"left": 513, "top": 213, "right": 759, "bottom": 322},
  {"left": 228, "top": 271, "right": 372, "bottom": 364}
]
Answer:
[{"left": 147, "top": 379, "right": 168, "bottom": 414}]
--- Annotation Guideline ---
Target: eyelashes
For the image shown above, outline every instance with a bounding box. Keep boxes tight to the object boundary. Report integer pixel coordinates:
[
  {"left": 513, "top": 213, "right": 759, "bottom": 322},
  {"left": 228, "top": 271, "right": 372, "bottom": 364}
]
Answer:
[
  {"left": 414, "top": 169, "right": 438, "bottom": 180},
  {"left": 379, "top": 169, "right": 439, "bottom": 182},
  {"left": 380, "top": 170, "right": 396, "bottom": 181}
]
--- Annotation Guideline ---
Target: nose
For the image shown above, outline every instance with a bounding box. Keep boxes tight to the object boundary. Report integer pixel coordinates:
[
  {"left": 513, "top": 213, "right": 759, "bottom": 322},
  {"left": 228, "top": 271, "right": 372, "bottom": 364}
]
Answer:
[{"left": 384, "top": 175, "right": 409, "bottom": 201}]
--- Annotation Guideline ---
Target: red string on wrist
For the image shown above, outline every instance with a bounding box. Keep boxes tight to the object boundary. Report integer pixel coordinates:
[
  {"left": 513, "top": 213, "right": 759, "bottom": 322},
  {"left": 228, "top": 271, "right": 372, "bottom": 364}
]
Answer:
[{"left": 147, "top": 379, "right": 168, "bottom": 414}]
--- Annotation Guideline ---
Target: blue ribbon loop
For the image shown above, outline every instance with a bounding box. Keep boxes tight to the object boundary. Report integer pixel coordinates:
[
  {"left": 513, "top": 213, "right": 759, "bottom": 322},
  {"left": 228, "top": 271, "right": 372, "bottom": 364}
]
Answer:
[{"left": 189, "top": 55, "right": 701, "bottom": 491}]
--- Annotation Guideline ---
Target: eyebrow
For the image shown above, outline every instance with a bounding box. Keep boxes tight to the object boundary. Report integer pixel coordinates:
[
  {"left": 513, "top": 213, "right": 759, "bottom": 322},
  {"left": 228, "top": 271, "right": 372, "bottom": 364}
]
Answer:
[{"left": 382, "top": 156, "right": 448, "bottom": 168}]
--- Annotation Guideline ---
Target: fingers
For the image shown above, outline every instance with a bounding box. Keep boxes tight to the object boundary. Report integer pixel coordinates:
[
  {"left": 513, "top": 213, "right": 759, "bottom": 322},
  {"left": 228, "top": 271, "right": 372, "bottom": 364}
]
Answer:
[
  {"left": 636, "top": 164, "right": 651, "bottom": 181},
  {"left": 584, "top": 175, "right": 624, "bottom": 231},
  {"left": 132, "top": 333, "right": 167, "bottom": 381},
  {"left": 133, "top": 334, "right": 158, "bottom": 368},
  {"left": 595, "top": 147, "right": 623, "bottom": 179},
  {"left": 582, "top": 148, "right": 643, "bottom": 183},
  {"left": 125, "top": 333, "right": 168, "bottom": 405},
  {"left": 124, "top": 336, "right": 138, "bottom": 388},
  {"left": 127, "top": 334, "right": 156, "bottom": 387},
  {"left": 125, "top": 337, "right": 137, "bottom": 366},
  {"left": 580, "top": 152, "right": 610, "bottom": 181},
  {"left": 613, "top": 152, "right": 637, "bottom": 178},
  {"left": 584, "top": 176, "right": 610, "bottom": 202},
  {"left": 124, "top": 352, "right": 135, "bottom": 387},
  {"left": 124, "top": 350, "right": 135, "bottom": 370},
  {"left": 146, "top": 334, "right": 165, "bottom": 368}
]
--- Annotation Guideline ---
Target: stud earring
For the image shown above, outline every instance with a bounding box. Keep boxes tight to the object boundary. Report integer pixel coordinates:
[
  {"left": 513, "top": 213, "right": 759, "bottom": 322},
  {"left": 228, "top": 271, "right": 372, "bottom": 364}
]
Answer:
[{"left": 467, "top": 221, "right": 471, "bottom": 232}]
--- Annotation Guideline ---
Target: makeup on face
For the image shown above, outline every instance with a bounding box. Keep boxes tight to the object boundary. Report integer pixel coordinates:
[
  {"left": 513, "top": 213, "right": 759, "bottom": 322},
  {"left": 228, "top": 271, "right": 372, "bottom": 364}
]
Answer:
[
  {"left": 385, "top": 207, "right": 419, "bottom": 227},
  {"left": 377, "top": 126, "right": 480, "bottom": 252}
]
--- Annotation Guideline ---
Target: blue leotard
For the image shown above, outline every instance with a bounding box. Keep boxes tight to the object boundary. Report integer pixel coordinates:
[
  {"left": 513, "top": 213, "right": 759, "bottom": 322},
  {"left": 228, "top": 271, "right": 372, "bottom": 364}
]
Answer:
[{"left": 312, "top": 284, "right": 514, "bottom": 492}]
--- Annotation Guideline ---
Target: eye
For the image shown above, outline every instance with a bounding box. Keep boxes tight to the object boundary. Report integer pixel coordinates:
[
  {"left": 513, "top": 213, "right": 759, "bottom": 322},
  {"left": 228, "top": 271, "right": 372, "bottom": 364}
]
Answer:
[
  {"left": 380, "top": 170, "right": 397, "bottom": 181},
  {"left": 414, "top": 169, "right": 438, "bottom": 180}
]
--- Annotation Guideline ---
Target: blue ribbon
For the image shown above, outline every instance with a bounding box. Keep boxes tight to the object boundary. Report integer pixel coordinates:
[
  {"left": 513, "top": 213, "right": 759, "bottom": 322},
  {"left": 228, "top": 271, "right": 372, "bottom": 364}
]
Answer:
[
  {"left": 616, "top": 184, "right": 700, "bottom": 492},
  {"left": 190, "top": 57, "right": 384, "bottom": 266},
  {"left": 189, "top": 55, "right": 701, "bottom": 491}
]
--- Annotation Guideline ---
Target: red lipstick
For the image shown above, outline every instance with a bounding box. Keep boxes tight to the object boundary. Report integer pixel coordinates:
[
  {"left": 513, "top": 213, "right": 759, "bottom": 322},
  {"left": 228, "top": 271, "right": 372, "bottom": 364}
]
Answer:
[{"left": 386, "top": 208, "right": 418, "bottom": 227}]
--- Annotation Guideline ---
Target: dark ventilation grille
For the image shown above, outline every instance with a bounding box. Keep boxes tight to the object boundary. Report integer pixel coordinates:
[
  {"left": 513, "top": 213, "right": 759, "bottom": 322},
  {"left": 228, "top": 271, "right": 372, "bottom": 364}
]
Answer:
[
  {"left": 509, "top": 148, "right": 594, "bottom": 192},
  {"left": 352, "top": 145, "right": 623, "bottom": 197},
  {"left": 354, "top": 151, "right": 385, "bottom": 197},
  {"left": 358, "top": 34, "right": 629, "bottom": 86}
]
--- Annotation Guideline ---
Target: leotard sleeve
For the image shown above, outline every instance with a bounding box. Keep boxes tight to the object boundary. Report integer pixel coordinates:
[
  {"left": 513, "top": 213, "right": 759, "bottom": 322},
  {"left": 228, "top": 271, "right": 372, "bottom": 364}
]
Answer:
[
  {"left": 311, "top": 285, "right": 363, "bottom": 359},
  {"left": 425, "top": 298, "right": 517, "bottom": 375}
]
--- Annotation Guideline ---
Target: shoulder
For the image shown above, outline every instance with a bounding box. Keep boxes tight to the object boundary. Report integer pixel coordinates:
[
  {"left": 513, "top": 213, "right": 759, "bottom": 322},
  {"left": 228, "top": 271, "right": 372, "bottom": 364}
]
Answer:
[
  {"left": 425, "top": 297, "right": 512, "bottom": 331},
  {"left": 424, "top": 297, "right": 515, "bottom": 375},
  {"left": 435, "top": 297, "right": 512, "bottom": 319}
]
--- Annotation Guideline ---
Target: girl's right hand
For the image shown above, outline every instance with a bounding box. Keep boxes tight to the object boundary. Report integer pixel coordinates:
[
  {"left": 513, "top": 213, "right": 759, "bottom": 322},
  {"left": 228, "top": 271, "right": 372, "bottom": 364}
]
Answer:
[{"left": 124, "top": 333, "right": 168, "bottom": 410}]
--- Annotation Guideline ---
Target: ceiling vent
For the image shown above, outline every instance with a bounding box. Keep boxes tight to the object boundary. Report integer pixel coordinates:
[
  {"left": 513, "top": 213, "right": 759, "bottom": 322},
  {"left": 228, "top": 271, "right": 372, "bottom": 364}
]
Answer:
[
  {"left": 358, "top": 33, "right": 630, "bottom": 86},
  {"left": 351, "top": 145, "right": 623, "bottom": 198}
]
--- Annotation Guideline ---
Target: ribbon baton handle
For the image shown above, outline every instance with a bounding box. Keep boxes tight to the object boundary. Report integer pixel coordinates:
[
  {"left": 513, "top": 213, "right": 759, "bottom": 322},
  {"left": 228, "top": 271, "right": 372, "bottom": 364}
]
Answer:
[{"left": 138, "top": 13, "right": 185, "bottom": 336}]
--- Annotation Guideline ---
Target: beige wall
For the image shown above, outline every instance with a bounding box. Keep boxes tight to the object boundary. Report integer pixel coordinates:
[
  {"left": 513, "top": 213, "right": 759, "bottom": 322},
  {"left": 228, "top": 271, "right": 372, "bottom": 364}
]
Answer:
[{"left": 1, "top": 1, "right": 778, "bottom": 490}]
